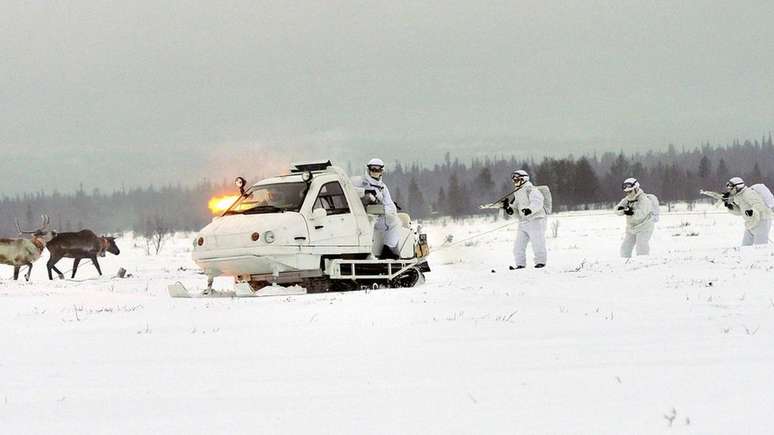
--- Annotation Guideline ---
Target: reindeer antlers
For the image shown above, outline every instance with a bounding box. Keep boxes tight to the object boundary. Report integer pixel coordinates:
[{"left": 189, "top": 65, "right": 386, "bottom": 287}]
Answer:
[{"left": 16, "top": 214, "right": 50, "bottom": 235}]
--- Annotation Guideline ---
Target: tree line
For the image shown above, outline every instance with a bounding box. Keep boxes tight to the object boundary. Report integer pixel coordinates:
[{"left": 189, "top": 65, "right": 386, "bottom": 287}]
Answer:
[
  {"left": 0, "top": 181, "right": 229, "bottom": 238},
  {"left": 1, "top": 134, "right": 772, "bottom": 236},
  {"left": 389, "top": 134, "right": 774, "bottom": 218}
]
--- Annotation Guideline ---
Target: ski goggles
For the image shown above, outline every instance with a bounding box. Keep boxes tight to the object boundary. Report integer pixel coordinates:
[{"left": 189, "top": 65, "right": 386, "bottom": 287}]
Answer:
[
  {"left": 622, "top": 180, "right": 638, "bottom": 191},
  {"left": 726, "top": 181, "right": 743, "bottom": 189},
  {"left": 367, "top": 166, "right": 384, "bottom": 173}
]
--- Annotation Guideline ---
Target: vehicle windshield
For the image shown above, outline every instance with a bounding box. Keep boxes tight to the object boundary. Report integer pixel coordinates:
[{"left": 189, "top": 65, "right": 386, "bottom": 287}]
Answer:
[{"left": 224, "top": 182, "right": 308, "bottom": 215}]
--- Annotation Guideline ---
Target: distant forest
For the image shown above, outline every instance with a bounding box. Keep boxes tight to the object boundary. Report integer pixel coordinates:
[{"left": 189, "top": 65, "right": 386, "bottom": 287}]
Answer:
[{"left": 2, "top": 134, "right": 773, "bottom": 237}]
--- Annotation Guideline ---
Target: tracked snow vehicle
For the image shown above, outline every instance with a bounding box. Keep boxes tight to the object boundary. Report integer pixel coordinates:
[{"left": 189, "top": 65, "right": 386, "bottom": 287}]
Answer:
[{"left": 169, "top": 161, "right": 430, "bottom": 297}]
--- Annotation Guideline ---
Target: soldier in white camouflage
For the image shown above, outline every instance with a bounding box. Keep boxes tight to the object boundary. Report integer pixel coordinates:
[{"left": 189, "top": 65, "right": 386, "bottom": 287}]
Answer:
[
  {"left": 723, "top": 177, "right": 772, "bottom": 245},
  {"left": 615, "top": 178, "right": 656, "bottom": 258},
  {"left": 502, "top": 170, "right": 547, "bottom": 269}
]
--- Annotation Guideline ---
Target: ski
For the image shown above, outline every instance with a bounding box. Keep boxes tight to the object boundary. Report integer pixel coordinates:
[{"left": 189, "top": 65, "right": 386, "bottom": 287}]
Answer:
[
  {"left": 168, "top": 282, "right": 237, "bottom": 298},
  {"left": 168, "top": 282, "right": 307, "bottom": 298}
]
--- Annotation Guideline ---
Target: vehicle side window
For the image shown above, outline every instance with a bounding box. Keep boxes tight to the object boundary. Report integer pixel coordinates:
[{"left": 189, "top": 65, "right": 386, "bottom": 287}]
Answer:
[{"left": 313, "top": 182, "right": 350, "bottom": 215}]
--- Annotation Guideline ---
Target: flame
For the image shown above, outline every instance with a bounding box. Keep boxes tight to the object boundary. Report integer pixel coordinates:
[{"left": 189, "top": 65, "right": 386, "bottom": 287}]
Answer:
[{"left": 208, "top": 195, "right": 240, "bottom": 215}]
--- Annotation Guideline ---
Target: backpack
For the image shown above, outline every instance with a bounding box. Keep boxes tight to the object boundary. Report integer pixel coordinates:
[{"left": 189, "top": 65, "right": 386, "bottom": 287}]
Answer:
[
  {"left": 646, "top": 193, "right": 660, "bottom": 223},
  {"left": 750, "top": 184, "right": 774, "bottom": 209},
  {"left": 535, "top": 185, "right": 552, "bottom": 214}
]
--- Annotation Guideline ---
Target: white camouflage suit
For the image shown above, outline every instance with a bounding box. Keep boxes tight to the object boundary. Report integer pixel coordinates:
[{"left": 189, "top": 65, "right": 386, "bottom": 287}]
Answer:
[
  {"left": 615, "top": 190, "right": 655, "bottom": 257},
  {"left": 727, "top": 187, "right": 772, "bottom": 245},
  {"left": 507, "top": 182, "right": 547, "bottom": 267},
  {"left": 351, "top": 174, "right": 402, "bottom": 254}
]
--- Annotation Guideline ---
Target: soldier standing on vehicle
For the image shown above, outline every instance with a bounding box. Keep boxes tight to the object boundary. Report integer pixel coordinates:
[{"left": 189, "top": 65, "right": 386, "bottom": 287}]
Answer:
[
  {"left": 502, "top": 170, "right": 547, "bottom": 269},
  {"left": 352, "top": 158, "right": 402, "bottom": 258},
  {"left": 615, "top": 178, "right": 658, "bottom": 258},
  {"left": 723, "top": 177, "right": 772, "bottom": 245}
]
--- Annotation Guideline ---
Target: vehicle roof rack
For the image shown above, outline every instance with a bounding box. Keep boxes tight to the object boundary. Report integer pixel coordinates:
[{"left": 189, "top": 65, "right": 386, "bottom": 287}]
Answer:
[{"left": 290, "top": 160, "right": 333, "bottom": 172}]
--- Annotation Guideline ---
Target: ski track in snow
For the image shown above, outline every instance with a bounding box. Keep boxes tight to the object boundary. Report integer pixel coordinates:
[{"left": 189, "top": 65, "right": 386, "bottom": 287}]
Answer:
[{"left": 1, "top": 204, "right": 773, "bottom": 434}]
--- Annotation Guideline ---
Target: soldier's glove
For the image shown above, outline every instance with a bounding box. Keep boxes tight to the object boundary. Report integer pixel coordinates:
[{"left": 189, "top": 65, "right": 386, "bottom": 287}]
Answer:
[
  {"left": 623, "top": 207, "right": 634, "bottom": 216},
  {"left": 521, "top": 208, "right": 532, "bottom": 216},
  {"left": 365, "top": 189, "right": 380, "bottom": 204},
  {"left": 722, "top": 192, "right": 730, "bottom": 200},
  {"left": 745, "top": 209, "right": 754, "bottom": 217},
  {"left": 501, "top": 198, "right": 510, "bottom": 209},
  {"left": 616, "top": 206, "right": 625, "bottom": 211},
  {"left": 505, "top": 207, "right": 514, "bottom": 215},
  {"left": 725, "top": 202, "right": 734, "bottom": 210}
]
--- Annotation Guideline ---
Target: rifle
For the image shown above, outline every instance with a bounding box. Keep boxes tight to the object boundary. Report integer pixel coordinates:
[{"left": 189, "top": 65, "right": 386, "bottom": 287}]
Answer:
[
  {"left": 699, "top": 190, "right": 726, "bottom": 201},
  {"left": 699, "top": 189, "right": 732, "bottom": 208},
  {"left": 479, "top": 184, "right": 525, "bottom": 210}
]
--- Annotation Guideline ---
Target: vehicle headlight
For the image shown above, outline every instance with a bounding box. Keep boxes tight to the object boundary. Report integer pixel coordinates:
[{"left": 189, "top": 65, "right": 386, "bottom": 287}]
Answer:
[{"left": 263, "top": 231, "right": 275, "bottom": 244}]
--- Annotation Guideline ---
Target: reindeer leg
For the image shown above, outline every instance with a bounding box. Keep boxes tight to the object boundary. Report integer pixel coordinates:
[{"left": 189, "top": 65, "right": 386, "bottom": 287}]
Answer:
[
  {"left": 52, "top": 264, "right": 65, "bottom": 279},
  {"left": 47, "top": 254, "right": 65, "bottom": 280},
  {"left": 13, "top": 266, "right": 20, "bottom": 281},
  {"left": 25, "top": 263, "right": 32, "bottom": 281},
  {"left": 72, "top": 258, "right": 81, "bottom": 279},
  {"left": 91, "top": 256, "right": 103, "bottom": 276}
]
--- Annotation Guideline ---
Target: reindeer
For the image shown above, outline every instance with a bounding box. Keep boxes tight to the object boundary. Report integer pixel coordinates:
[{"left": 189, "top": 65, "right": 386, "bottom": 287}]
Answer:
[
  {"left": 46, "top": 230, "right": 120, "bottom": 280},
  {"left": 0, "top": 216, "right": 56, "bottom": 281}
]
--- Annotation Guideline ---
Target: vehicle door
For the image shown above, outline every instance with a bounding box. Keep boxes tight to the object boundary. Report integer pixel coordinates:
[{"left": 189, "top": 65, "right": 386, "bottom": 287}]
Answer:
[{"left": 307, "top": 181, "right": 359, "bottom": 247}]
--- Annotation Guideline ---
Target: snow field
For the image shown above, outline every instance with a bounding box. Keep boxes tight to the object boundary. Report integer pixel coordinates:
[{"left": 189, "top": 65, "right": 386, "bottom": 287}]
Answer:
[{"left": 1, "top": 204, "right": 773, "bottom": 434}]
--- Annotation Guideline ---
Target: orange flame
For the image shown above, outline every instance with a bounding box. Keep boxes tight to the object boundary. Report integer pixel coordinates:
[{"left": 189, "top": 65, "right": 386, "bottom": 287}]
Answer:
[{"left": 208, "top": 195, "right": 240, "bottom": 215}]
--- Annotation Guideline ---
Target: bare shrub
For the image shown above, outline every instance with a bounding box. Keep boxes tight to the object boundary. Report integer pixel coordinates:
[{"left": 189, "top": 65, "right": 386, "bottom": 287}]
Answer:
[
  {"left": 141, "top": 214, "right": 172, "bottom": 255},
  {"left": 551, "top": 219, "right": 560, "bottom": 238}
]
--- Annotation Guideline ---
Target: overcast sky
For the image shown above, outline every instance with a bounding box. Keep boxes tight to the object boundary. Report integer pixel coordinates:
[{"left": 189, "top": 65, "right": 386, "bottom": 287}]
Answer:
[{"left": 2, "top": 0, "right": 773, "bottom": 194}]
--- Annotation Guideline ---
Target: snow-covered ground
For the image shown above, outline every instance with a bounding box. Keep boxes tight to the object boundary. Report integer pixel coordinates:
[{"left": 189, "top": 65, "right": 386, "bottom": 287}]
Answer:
[{"left": 2, "top": 204, "right": 773, "bottom": 434}]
